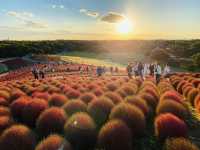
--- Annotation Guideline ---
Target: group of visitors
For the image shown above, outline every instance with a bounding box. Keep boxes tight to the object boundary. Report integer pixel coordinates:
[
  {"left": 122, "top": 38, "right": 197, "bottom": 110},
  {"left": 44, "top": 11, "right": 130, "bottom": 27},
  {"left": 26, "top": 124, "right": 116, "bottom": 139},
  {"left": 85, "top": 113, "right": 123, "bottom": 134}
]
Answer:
[
  {"left": 127, "top": 62, "right": 171, "bottom": 83},
  {"left": 31, "top": 67, "right": 45, "bottom": 79}
]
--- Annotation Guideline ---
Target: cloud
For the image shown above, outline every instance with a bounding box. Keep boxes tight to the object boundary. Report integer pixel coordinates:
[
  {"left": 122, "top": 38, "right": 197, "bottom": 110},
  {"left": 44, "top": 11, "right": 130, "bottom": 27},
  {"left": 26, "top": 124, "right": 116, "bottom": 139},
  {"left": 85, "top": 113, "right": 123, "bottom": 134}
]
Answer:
[
  {"left": 7, "top": 11, "right": 34, "bottom": 19},
  {"left": 7, "top": 11, "right": 47, "bottom": 29},
  {"left": 24, "top": 20, "right": 48, "bottom": 29},
  {"left": 80, "top": 9, "right": 99, "bottom": 18},
  {"left": 101, "top": 12, "right": 125, "bottom": 23},
  {"left": 51, "top": 5, "right": 65, "bottom": 9}
]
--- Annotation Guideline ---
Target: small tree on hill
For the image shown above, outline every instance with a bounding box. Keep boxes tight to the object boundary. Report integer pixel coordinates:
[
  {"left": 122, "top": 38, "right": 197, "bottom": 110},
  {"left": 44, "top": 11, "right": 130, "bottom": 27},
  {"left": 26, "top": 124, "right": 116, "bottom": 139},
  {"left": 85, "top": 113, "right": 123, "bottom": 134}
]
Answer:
[{"left": 192, "top": 53, "right": 200, "bottom": 67}]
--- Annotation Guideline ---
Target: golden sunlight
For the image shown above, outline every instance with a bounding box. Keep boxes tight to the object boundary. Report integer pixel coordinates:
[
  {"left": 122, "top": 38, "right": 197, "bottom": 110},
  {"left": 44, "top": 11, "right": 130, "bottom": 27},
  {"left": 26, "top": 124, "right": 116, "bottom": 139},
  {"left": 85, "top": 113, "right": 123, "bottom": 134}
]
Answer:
[{"left": 116, "top": 19, "right": 133, "bottom": 34}]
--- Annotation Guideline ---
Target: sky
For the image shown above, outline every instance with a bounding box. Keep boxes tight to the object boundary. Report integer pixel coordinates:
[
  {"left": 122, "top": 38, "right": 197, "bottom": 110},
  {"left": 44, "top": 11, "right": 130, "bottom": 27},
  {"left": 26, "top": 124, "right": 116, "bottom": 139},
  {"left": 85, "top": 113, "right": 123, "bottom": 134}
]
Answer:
[{"left": 0, "top": 0, "right": 200, "bottom": 40}]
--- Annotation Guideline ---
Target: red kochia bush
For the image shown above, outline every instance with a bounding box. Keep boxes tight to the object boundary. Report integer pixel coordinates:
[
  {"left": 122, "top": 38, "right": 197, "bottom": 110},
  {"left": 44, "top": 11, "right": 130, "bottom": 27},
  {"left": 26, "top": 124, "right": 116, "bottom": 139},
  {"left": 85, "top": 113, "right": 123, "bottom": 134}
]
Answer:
[
  {"left": 109, "top": 103, "right": 146, "bottom": 136},
  {"left": 156, "top": 100, "right": 188, "bottom": 120},
  {"left": 194, "top": 94, "right": 200, "bottom": 108},
  {"left": 120, "top": 84, "right": 137, "bottom": 96},
  {"left": 177, "top": 81, "right": 187, "bottom": 94},
  {"left": 98, "top": 119, "right": 133, "bottom": 150},
  {"left": 66, "top": 89, "right": 80, "bottom": 100},
  {"left": 138, "top": 93, "right": 158, "bottom": 109},
  {"left": 187, "top": 88, "right": 199, "bottom": 105},
  {"left": 160, "top": 90, "right": 184, "bottom": 104},
  {"left": 49, "top": 93, "right": 68, "bottom": 107},
  {"left": 64, "top": 112, "right": 97, "bottom": 150},
  {"left": 154, "top": 113, "right": 188, "bottom": 140},
  {"left": 35, "top": 134, "right": 72, "bottom": 150},
  {"left": 10, "top": 89, "right": 26, "bottom": 102},
  {"left": 125, "top": 96, "right": 149, "bottom": 116},
  {"left": 93, "top": 88, "right": 104, "bottom": 97},
  {"left": 0, "top": 125, "right": 36, "bottom": 150},
  {"left": 140, "top": 87, "right": 159, "bottom": 101},
  {"left": 164, "top": 138, "right": 200, "bottom": 150},
  {"left": 37, "top": 107, "right": 68, "bottom": 137},
  {"left": 104, "top": 92, "right": 123, "bottom": 104},
  {"left": 22, "top": 98, "right": 48, "bottom": 127},
  {"left": 62, "top": 100, "right": 87, "bottom": 116},
  {"left": 0, "top": 107, "right": 11, "bottom": 117},
  {"left": 0, "top": 116, "right": 14, "bottom": 134},
  {"left": 32, "top": 92, "right": 50, "bottom": 101},
  {"left": 88, "top": 97, "right": 114, "bottom": 127},
  {"left": 10, "top": 96, "right": 30, "bottom": 121},
  {"left": 80, "top": 93, "right": 97, "bottom": 104},
  {"left": 106, "top": 82, "right": 118, "bottom": 91},
  {"left": 182, "top": 86, "right": 193, "bottom": 98},
  {"left": 0, "top": 90, "right": 10, "bottom": 101},
  {"left": 0, "top": 97, "right": 9, "bottom": 107}
]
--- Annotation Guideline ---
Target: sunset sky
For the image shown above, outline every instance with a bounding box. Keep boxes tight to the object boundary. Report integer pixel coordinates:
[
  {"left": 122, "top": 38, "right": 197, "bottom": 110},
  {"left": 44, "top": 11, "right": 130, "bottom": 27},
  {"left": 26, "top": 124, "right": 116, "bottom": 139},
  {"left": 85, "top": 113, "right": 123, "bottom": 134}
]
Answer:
[{"left": 0, "top": 0, "right": 200, "bottom": 40}]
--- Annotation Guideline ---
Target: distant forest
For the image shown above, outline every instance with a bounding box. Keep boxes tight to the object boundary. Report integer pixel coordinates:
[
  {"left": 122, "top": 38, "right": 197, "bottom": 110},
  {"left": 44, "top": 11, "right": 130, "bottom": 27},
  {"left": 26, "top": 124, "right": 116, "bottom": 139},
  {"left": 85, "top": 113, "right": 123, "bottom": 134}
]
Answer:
[
  {"left": 0, "top": 40, "right": 200, "bottom": 57},
  {"left": 0, "top": 40, "right": 200, "bottom": 71}
]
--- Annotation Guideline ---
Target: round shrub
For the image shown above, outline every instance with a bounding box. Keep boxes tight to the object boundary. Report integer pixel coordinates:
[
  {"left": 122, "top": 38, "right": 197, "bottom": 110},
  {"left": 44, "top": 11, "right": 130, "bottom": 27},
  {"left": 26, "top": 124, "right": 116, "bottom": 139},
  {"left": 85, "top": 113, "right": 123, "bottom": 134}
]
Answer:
[
  {"left": 191, "top": 80, "right": 200, "bottom": 88},
  {"left": 0, "top": 107, "right": 11, "bottom": 117},
  {"left": 88, "top": 97, "right": 114, "bottom": 127},
  {"left": 10, "top": 89, "right": 26, "bottom": 102},
  {"left": 140, "top": 87, "right": 159, "bottom": 101},
  {"left": 104, "top": 92, "right": 123, "bottom": 104},
  {"left": 194, "top": 94, "right": 200, "bottom": 108},
  {"left": 62, "top": 100, "right": 87, "bottom": 116},
  {"left": 116, "top": 89, "right": 127, "bottom": 98},
  {"left": 22, "top": 98, "right": 48, "bottom": 127},
  {"left": 80, "top": 93, "right": 97, "bottom": 104},
  {"left": 0, "top": 116, "right": 14, "bottom": 135},
  {"left": 10, "top": 96, "right": 30, "bottom": 121},
  {"left": 160, "top": 90, "right": 184, "bottom": 104},
  {"left": 35, "top": 134, "right": 72, "bottom": 150},
  {"left": 154, "top": 113, "right": 188, "bottom": 140},
  {"left": 177, "top": 81, "right": 187, "bottom": 94},
  {"left": 187, "top": 88, "right": 199, "bottom": 106},
  {"left": 106, "top": 82, "right": 118, "bottom": 91},
  {"left": 49, "top": 93, "right": 68, "bottom": 107},
  {"left": 37, "top": 107, "right": 68, "bottom": 137},
  {"left": 164, "top": 138, "right": 200, "bottom": 150},
  {"left": 156, "top": 100, "right": 188, "bottom": 120},
  {"left": 66, "top": 89, "right": 80, "bottom": 100},
  {"left": 64, "top": 112, "right": 97, "bottom": 150},
  {"left": 138, "top": 93, "right": 158, "bottom": 109},
  {"left": 182, "top": 86, "right": 193, "bottom": 98},
  {"left": 109, "top": 103, "right": 146, "bottom": 136},
  {"left": 0, "top": 90, "right": 10, "bottom": 101},
  {"left": 98, "top": 119, "right": 133, "bottom": 150},
  {"left": 0, "top": 97, "right": 9, "bottom": 107},
  {"left": 93, "top": 88, "right": 103, "bottom": 97},
  {"left": 120, "top": 84, "right": 137, "bottom": 96},
  {"left": 125, "top": 96, "right": 149, "bottom": 116},
  {"left": 0, "top": 125, "right": 36, "bottom": 150},
  {"left": 32, "top": 92, "right": 50, "bottom": 101}
]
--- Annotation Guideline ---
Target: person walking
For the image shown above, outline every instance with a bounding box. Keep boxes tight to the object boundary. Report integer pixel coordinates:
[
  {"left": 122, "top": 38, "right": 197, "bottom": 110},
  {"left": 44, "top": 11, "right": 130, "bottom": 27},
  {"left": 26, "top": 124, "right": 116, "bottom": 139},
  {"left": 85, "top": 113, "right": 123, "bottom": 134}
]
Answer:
[
  {"left": 127, "top": 63, "right": 132, "bottom": 79},
  {"left": 163, "top": 64, "right": 170, "bottom": 77},
  {"left": 154, "top": 63, "right": 162, "bottom": 84},
  {"left": 137, "top": 62, "right": 144, "bottom": 80}
]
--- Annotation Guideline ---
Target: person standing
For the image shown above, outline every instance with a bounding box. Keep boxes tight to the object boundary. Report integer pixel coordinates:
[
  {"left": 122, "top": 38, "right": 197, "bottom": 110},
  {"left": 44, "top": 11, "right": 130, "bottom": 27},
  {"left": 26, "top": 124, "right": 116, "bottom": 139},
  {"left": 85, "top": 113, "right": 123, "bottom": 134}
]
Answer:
[
  {"left": 137, "top": 62, "right": 144, "bottom": 80},
  {"left": 149, "top": 63, "right": 154, "bottom": 76},
  {"left": 127, "top": 63, "right": 132, "bottom": 79},
  {"left": 154, "top": 63, "right": 162, "bottom": 84},
  {"left": 163, "top": 64, "right": 170, "bottom": 77}
]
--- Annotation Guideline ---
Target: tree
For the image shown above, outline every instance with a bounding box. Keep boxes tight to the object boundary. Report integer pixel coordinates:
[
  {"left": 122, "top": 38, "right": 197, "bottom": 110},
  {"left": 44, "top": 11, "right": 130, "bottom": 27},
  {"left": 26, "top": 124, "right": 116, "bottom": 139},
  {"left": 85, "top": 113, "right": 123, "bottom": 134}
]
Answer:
[{"left": 192, "top": 53, "right": 200, "bottom": 67}]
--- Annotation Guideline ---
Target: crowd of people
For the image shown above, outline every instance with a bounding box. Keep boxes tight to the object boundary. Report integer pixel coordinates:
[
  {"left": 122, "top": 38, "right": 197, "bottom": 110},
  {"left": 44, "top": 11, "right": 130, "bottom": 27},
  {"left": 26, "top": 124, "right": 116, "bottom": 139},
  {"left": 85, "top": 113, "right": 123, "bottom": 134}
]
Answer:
[
  {"left": 30, "top": 62, "right": 170, "bottom": 83},
  {"left": 127, "top": 62, "right": 171, "bottom": 83}
]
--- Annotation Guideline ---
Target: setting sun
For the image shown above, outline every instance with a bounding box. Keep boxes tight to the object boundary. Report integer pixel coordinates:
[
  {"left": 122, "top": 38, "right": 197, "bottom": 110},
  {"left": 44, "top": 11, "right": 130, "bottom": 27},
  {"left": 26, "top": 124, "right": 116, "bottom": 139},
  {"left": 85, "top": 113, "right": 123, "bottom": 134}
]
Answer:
[{"left": 116, "top": 19, "right": 133, "bottom": 34}]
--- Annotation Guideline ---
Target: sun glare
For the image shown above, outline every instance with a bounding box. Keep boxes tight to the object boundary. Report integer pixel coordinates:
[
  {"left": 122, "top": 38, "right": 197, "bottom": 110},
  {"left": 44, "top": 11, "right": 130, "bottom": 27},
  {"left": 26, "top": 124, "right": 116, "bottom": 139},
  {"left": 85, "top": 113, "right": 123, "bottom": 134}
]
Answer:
[{"left": 116, "top": 19, "right": 133, "bottom": 34}]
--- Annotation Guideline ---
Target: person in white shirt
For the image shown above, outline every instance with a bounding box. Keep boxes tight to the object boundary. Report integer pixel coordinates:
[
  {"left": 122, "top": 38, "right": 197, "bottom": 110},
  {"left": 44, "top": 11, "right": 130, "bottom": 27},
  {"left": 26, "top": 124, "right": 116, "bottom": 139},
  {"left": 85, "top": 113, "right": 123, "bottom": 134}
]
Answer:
[
  {"left": 163, "top": 64, "right": 170, "bottom": 77},
  {"left": 154, "top": 63, "right": 162, "bottom": 84}
]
